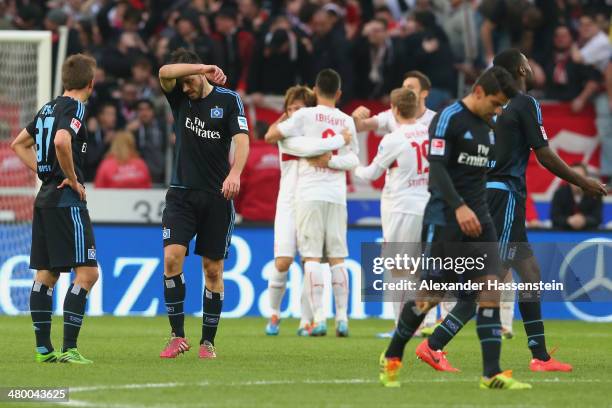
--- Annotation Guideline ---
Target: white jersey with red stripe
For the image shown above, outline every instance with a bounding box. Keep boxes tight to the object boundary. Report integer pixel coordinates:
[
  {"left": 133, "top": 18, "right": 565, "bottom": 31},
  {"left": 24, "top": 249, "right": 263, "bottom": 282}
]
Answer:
[
  {"left": 278, "top": 105, "right": 358, "bottom": 205},
  {"left": 373, "top": 108, "right": 436, "bottom": 134}
]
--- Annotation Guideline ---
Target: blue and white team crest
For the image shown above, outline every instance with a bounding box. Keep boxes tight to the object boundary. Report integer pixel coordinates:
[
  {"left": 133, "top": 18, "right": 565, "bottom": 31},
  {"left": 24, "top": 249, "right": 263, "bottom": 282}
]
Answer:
[
  {"left": 163, "top": 228, "right": 171, "bottom": 240},
  {"left": 489, "top": 130, "right": 495, "bottom": 145},
  {"left": 211, "top": 107, "right": 224, "bottom": 119},
  {"left": 238, "top": 116, "right": 249, "bottom": 131},
  {"left": 463, "top": 131, "right": 473, "bottom": 140},
  {"left": 88, "top": 248, "right": 96, "bottom": 260}
]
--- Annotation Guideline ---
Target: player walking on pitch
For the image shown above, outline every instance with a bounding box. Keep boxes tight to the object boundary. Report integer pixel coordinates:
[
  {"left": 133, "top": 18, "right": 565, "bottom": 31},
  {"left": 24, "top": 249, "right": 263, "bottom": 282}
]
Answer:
[
  {"left": 266, "top": 69, "right": 359, "bottom": 337},
  {"left": 379, "top": 67, "right": 531, "bottom": 390},
  {"left": 157, "top": 49, "right": 249, "bottom": 359},
  {"left": 264, "top": 86, "right": 353, "bottom": 336},
  {"left": 417, "top": 49, "right": 607, "bottom": 372},
  {"left": 11, "top": 54, "right": 99, "bottom": 364}
]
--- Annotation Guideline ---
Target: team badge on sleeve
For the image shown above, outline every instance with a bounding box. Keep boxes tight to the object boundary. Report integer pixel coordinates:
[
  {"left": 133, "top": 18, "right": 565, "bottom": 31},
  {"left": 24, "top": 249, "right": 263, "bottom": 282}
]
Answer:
[
  {"left": 238, "top": 116, "right": 249, "bottom": 131},
  {"left": 540, "top": 126, "right": 548, "bottom": 140},
  {"left": 211, "top": 107, "right": 224, "bottom": 118},
  {"left": 70, "top": 118, "right": 81, "bottom": 134},
  {"left": 430, "top": 138, "right": 446, "bottom": 156}
]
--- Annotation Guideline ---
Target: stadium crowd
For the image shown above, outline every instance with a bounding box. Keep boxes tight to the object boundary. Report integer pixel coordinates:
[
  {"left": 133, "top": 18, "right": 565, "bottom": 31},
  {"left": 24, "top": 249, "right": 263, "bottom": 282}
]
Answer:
[{"left": 1, "top": 0, "right": 611, "bottom": 226}]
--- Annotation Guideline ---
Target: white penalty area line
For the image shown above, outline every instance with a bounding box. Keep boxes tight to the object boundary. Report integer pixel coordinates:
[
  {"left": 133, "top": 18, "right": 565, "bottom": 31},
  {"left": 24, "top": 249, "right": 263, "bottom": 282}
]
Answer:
[
  {"left": 68, "top": 377, "right": 609, "bottom": 393},
  {"left": 56, "top": 378, "right": 609, "bottom": 408}
]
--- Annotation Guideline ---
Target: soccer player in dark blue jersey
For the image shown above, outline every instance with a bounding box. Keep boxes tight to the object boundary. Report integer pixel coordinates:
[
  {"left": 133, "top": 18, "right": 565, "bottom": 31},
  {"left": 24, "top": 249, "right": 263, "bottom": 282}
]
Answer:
[
  {"left": 157, "top": 49, "right": 249, "bottom": 359},
  {"left": 11, "top": 54, "right": 99, "bottom": 364},
  {"left": 417, "top": 48, "right": 607, "bottom": 372},
  {"left": 379, "top": 67, "right": 531, "bottom": 390}
]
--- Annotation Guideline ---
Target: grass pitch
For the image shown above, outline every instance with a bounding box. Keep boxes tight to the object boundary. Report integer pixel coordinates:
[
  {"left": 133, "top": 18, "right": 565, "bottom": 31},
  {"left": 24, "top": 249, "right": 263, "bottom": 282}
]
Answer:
[{"left": 2, "top": 316, "right": 611, "bottom": 408}]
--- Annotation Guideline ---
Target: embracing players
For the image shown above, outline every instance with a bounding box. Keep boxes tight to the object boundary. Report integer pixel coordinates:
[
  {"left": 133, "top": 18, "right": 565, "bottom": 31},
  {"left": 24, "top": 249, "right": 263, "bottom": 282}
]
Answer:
[
  {"left": 414, "top": 49, "right": 607, "bottom": 372},
  {"left": 11, "top": 54, "right": 99, "bottom": 364},
  {"left": 266, "top": 69, "right": 359, "bottom": 337},
  {"left": 157, "top": 48, "right": 248, "bottom": 359},
  {"left": 264, "top": 86, "right": 353, "bottom": 336},
  {"left": 379, "top": 67, "right": 532, "bottom": 390}
]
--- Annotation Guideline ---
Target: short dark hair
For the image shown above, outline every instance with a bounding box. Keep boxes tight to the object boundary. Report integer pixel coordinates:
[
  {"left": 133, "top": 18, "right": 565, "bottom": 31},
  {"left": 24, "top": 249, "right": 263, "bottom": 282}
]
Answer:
[
  {"left": 136, "top": 99, "right": 154, "bottom": 110},
  {"left": 315, "top": 69, "right": 341, "bottom": 98},
  {"left": 169, "top": 48, "right": 202, "bottom": 64},
  {"left": 390, "top": 88, "right": 418, "bottom": 119},
  {"left": 474, "top": 66, "right": 518, "bottom": 98},
  {"left": 62, "top": 53, "right": 96, "bottom": 91},
  {"left": 404, "top": 70, "right": 431, "bottom": 91},
  {"left": 493, "top": 48, "right": 524, "bottom": 80}
]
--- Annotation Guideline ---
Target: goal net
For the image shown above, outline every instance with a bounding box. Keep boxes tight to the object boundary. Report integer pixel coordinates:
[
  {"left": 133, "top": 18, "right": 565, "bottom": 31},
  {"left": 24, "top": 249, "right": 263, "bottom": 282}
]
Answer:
[{"left": 0, "top": 31, "right": 51, "bottom": 314}]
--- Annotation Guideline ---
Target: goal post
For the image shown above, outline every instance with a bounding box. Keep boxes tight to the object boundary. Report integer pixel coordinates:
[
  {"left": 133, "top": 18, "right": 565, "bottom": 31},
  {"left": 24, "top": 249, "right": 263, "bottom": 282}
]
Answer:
[{"left": 0, "top": 31, "right": 52, "bottom": 314}]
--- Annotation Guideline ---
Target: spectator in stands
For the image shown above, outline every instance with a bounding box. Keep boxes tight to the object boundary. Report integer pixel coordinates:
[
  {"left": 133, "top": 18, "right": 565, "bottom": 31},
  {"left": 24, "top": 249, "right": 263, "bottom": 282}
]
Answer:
[
  {"left": 238, "top": 0, "right": 269, "bottom": 35},
  {"left": 234, "top": 121, "right": 280, "bottom": 222},
  {"left": 168, "top": 13, "right": 224, "bottom": 69},
  {"left": 352, "top": 18, "right": 404, "bottom": 100},
  {"left": 85, "top": 102, "right": 118, "bottom": 182},
  {"left": 441, "top": 0, "right": 479, "bottom": 67},
  {"left": 535, "top": 25, "right": 601, "bottom": 111},
  {"left": 550, "top": 163, "right": 603, "bottom": 230},
  {"left": 44, "top": 9, "right": 83, "bottom": 82},
  {"left": 12, "top": 3, "right": 43, "bottom": 30},
  {"left": 94, "top": 130, "right": 152, "bottom": 189},
  {"left": 479, "top": 0, "right": 541, "bottom": 66},
  {"left": 116, "top": 80, "right": 139, "bottom": 127},
  {"left": 403, "top": 10, "right": 456, "bottom": 109},
  {"left": 127, "top": 99, "right": 167, "bottom": 184},
  {"left": 101, "top": 31, "right": 148, "bottom": 79},
  {"left": 131, "top": 57, "right": 158, "bottom": 100},
  {"left": 574, "top": 12, "right": 612, "bottom": 186},
  {"left": 247, "top": 15, "right": 311, "bottom": 98},
  {"left": 213, "top": 6, "right": 256, "bottom": 91},
  {"left": 575, "top": 12, "right": 612, "bottom": 73},
  {"left": 310, "top": 6, "right": 354, "bottom": 100}
]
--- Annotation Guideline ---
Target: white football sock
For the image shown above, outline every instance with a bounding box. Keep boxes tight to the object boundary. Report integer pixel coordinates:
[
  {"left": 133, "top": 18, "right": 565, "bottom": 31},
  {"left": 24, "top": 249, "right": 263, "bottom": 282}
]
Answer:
[
  {"left": 330, "top": 263, "right": 349, "bottom": 323},
  {"left": 305, "top": 261, "right": 325, "bottom": 323},
  {"left": 267, "top": 267, "right": 288, "bottom": 316},
  {"left": 440, "top": 301, "right": 456, "bottom": 320},
  {"left": 501, "top": 289, "right": 515, "bottom": 332},
  {"left": 422, "top": 307, "right": 438, "bottom": 327},
  {"left": 300, "top": 269, "right": 314, "bottom": 327}
]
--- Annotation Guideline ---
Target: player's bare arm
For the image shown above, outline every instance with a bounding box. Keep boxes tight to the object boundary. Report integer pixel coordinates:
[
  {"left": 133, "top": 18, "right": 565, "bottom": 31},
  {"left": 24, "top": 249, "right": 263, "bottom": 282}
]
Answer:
[
  {"left": 351, "top": 106, "right": 377, "bottom": 133},
  {"left": 54, "top": 129, "right": 86, "bottom": 201},
  {"left": 222, "top": 133, "right": 249, "bottom": 200},
  {"left": 158, "top": 63, "right": 227, "bottom": 92},
  {"left": 264, "top": 113, "right": 289, "bottom": 144},
  {"left": 10, "top": 128, "right": 37, "bottom": 173},
  {"left": 534, "top": 146, "right": 607, "bottom": 197}
]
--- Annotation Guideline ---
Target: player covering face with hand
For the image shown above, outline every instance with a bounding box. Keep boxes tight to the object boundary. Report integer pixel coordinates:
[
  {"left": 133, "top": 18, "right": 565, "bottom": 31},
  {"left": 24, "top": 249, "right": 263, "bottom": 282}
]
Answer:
[{"left": 157, "top": 48, "right": 248, "bottom": 360}]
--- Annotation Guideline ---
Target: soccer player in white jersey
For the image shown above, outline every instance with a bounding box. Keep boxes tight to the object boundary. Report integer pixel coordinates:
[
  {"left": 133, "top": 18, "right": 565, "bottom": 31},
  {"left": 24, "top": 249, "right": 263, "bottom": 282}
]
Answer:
[
  {"left": 354, "top": 88, "right": 430, "bottom": 331},
  {"left": 353, "top": 71, "right": 453, "bottom": 337},
  {"left": 266, "top": 69, "right": 359, "bottom": 337},
  {"left": 264, "top": 86, "right": 352, "bottom": 336}
]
